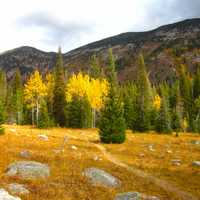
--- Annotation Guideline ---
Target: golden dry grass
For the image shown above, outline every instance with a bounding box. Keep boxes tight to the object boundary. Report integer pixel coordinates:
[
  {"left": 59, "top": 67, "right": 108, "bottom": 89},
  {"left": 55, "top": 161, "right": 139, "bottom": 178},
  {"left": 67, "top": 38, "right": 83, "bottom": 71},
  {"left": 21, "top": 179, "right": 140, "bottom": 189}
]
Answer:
[{"left": 0, "top": 125, "right": 199, "bottom": 200}]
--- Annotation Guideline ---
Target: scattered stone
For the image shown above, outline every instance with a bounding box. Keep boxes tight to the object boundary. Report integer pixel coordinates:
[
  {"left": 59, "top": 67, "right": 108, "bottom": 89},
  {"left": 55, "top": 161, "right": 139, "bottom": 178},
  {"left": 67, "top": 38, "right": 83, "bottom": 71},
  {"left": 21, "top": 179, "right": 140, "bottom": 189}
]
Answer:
[
  {"left": 171, "top": 159, "right": 181, "bottom": 166},
  {"left": 83, "top": 167, "right": 121, "bottom": 187},
  {"left": 192, "top": 161, "right": 200, "bottom": 167},
  {"left": 115, "top": 192, "right": 160, "bottom": 200},
  {"left": 139, "top": 153, "right": 145, "bottom": 157},
  {"left": 115, "top": 192, "right": 141, "bottom": 200},
  {"left": 6, "top": 161, "right": 50, "bottom": 180},
  {"left": 38, "top": 134, "right": 48, "bottom": 141},
  {"left": 7, "top": 183, "right": 29, "bottom": 195},
  {"left": 166, "top": 150, "right": 172, "bottom": 154},
  {"left": 0, "top": 188, "right": 21, "bottom": 200},
  {"left": 71, "top": 145, "right": 77, "bottom": 150},
  {"left": 148, "top": 144, "right": 155, "bottom": 152},
  {"left": 191, "top": 140, "right": 200, "bottom": 146},
  {"left": 19, "top": 150, "right": 31, "bottom": 159},
  {"left": 93, "top": 156, "right": 102, "bottom": 161}
]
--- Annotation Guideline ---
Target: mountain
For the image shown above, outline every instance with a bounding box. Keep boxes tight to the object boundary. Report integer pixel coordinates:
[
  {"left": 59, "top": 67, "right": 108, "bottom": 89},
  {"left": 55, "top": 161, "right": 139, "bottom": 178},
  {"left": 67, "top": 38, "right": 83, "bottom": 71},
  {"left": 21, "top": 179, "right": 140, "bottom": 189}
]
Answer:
[{"left": 1, "top": 18, "right": 200, "bottom": 82}]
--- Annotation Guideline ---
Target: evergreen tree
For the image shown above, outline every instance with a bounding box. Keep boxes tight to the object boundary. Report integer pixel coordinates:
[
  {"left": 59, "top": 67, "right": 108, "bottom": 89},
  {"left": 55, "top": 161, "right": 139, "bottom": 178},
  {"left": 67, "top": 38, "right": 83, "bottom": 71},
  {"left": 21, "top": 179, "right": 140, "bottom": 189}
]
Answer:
[
  {"left": 67, "top": 96, "right": 92, "bottom": 128},
  {"left": 52, "top": 48, "right": 67, "bottom": 126},
  {"left": 135, "top": 54, "right": 153, "bottom": 132},
  {"left": 99, "top": 49, "right": 126, "bottom": 143},
  {"left": 89, "top": 54, "right": 101, "bottom": 79},
  {"left": 193, "top": 66, "right": 200, "bottom": 99},
  {"left": 123, "top": 83, "right": 138, "bottom": 130},
  {"left": 38, "top": 100, "right": 50, "bottom": 128},
  {"left": 0, "top": 70, "right": 7, "bottom": 124},
  {"left": 10, "top": 69, "right": 23, "bottom": 124},
  {"left": 156, "top": 86, "right": 172, "bottom": 134}
]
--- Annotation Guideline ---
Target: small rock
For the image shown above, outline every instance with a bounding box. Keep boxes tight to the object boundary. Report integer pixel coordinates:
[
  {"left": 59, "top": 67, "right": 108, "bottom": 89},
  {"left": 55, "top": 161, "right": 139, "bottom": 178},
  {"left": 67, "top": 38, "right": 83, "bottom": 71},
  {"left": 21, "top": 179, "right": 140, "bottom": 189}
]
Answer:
[
  {"left": 10, "top": 129, "right": 16, "bottom": 133},
  {"left": 0, "top": 188, "right": 21, "bottom": 200},
  {"left": 115, "top": 192, "right": 160, "bottom": 200},
  {"left": 166, "top": 150, "right": 172, "bottom": 154},
  {"left": 71, "top": 145, "right": 77, "bottom": 150},
  {"left": 6, "top": 161, "right": 50, "bottom": 180},
  {"left": 191, "top": 140, "right": 200, "bottom": 145},
  {"left": 83, "top": 167, "right": 121, "bottom": 187},
  {"left": 192, "top": 161, "right": 200, "bottom": 167},
  {"left": 7, "top": 183, "right": 29, "bottom": 195},
  {"left": 139, "top": 153, "right": 145, "bottom": 157},
  {"left": 38, "top": 134, "right": 48, "bottom": 141},
  {"left": 93, "top": 156, "right": 101, "bottom": 161},
  {"left": 115, "top": 192, "right": 141, "bottom": 200},
  {"left": 171, "top": 159, "right": 181, "bottom": 166},
  {"left": 148, "top": 145, "right": 155, "bottom": 152},
  {"left": 19, "top": 150, "right": 31, "bottom": 158}
]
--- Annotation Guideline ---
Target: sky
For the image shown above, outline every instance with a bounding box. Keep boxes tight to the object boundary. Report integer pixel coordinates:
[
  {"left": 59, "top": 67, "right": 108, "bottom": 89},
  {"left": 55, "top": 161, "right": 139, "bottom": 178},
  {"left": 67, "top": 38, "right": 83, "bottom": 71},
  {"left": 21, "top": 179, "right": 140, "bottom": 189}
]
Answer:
[{"left": 0, "top": 0, "right": 200, "bottom": 53}]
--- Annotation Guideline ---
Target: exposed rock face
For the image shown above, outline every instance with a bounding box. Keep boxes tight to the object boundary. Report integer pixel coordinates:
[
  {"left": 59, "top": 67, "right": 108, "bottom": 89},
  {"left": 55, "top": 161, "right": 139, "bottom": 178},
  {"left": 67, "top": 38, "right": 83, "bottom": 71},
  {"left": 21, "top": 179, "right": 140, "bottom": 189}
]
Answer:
[
  {"left": 7, "top": 183, "right": 29, "bottom": 195},
  {"left": 6, "top": 161, "right": 50, "bottom": 180},
  {"left": 0, "top": 188, "right": 21, "bottom": 200},
  {"left": 83, "top": 167, "right": 121, "bottom": 187},
  {"left": 0, "top": 19, "right": 200, "bottom": 83}
]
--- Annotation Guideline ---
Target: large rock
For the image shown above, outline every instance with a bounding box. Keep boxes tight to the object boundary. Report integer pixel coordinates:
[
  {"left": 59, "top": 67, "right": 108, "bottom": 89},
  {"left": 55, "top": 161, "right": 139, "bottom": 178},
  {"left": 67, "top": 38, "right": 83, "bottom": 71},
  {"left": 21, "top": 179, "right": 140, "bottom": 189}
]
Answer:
[
  {"left": 7, "top": 183, "right": 29, "bottom": 195},
  {"left": 83, "top": 167, "right": 121, "bottom": 187},
  {"left": 192, "top": 161, "right": 200, "bottom": 167},
  {"left": 6, "top": 161, "right": 50, "bottom": 180},
  {"left": 115, "top": 192, "right": 160, "bottom": 200},
  {"left": 0, "top": 188, "right": 21, "bottom": 200}
]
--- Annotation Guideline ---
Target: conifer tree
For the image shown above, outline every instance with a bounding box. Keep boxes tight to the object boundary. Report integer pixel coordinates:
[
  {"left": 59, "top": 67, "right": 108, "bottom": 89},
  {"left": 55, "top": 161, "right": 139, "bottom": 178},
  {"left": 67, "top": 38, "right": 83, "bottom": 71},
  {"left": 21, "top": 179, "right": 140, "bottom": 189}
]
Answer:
[
  {"left": 99, "top": 49, "right": 126, "bottom": 143},
  {"left": 38, "top": 99, "right": 50, "bottom": 128},
  {"left": 11, "top": 69, "right": 23, "bottom": 124},
  {"left": 193, "top": 66, "right": 200, "bottom": 99},
  {"left": 0, "top": 70, "right": 7, "bottom": 123},
  {"left": 52, "top": 48, "right": 67, "bottom": 126},
  {"left": 135, "top": 54, "right": 153, "bottom": 132},
  {"left": 156, "top": 86, "right": 172, "bottom": 134},
  {"left": 89, "top": 54, "right": 101, "bottom": 79}
]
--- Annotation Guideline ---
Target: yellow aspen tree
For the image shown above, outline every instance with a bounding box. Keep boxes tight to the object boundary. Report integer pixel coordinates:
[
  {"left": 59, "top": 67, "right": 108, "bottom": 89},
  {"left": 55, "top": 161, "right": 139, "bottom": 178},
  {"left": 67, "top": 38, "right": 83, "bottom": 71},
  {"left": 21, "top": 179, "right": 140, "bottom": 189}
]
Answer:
[
  {"left": 66, "top": 72, "right": 109, "bottom": 127},
  {"left": 24, "top": 70, "right": 47, "bottom": 126}
]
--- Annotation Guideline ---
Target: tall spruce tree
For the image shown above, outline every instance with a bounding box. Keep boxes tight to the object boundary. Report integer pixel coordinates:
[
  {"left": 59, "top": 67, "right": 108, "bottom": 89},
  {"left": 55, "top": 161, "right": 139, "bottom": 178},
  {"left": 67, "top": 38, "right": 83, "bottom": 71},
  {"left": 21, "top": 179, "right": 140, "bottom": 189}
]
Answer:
[
  {"left": 99, "top": 49, "right": 126, "bottom": 143},
  {"left": 89, "top": 54, "right": 101, "bottom": 79},
  {"left": 52, "top": 48, "right": 67, "bottom": 126},
  {"left": 11, "top": 69, "right": 23, "bottom": 124},
  {"left": 156, "top": 86, "right": 172, "bottom": 134},
  {"left": 135, "top": 54, "right": 153, "bottom": 132},
  {"left": 0, "top": 70, "right": 7, "bottom": 124}
]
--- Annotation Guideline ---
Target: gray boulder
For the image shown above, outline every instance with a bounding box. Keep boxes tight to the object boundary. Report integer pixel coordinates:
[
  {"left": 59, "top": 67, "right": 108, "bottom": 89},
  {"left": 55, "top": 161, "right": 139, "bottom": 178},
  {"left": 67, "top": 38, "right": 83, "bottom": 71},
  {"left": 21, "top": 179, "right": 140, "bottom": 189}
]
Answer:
[
  {"left": 191, "top": 140, "right": 200, "bottom": 146},
  {"left": 38, "top": 134, "right": 48, "bottom": 141},
  {"left": 7, "top": 183, "right": 29, "bottom": 195},
  {"left": 115, "top": 192, "right": 160, "bottom": 200},
  {"left": 19, "top": 150, "right": 31, "bottom": 159},
  {"left": 192, "top": 161, "right": 200, "bottom": 167},
  {"left": 6, "top": 161, "right": 50, "bottom": 180},
  {"left": 83, "top": 167, "right": 121, "bottom": 187},
  {"left": 0, "top": 188, "right": 21, "bottom": 200},
  {"left": 115, "top": 192, "right": 141, "bottom": 200}
]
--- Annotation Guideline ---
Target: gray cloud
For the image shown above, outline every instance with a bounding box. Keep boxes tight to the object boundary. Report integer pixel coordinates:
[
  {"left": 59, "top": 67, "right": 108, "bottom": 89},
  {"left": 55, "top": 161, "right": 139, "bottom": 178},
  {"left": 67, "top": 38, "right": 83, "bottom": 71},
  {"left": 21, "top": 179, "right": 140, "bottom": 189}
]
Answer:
[
  {"left": 17, "top": 12, "right": 94, "bottom": 49},
  {"left": 138, "top": 0, "right": 200, "bottom": 31}
]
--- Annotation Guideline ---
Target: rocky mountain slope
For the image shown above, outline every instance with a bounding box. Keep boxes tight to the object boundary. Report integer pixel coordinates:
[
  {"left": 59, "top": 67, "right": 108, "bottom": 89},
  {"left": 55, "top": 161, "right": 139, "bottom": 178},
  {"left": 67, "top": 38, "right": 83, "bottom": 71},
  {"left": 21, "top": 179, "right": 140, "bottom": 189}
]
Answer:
[{"left": 1, "top": 18, "right": 200, "bottom": 82}]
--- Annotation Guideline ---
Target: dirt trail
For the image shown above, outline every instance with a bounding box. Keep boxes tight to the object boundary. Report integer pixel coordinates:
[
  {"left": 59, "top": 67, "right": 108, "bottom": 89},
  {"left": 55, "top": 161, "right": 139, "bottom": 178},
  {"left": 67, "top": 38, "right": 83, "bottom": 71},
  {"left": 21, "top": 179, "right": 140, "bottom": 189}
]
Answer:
[{"left": 94, "top": 144, "right": 198, "bottom": 200}]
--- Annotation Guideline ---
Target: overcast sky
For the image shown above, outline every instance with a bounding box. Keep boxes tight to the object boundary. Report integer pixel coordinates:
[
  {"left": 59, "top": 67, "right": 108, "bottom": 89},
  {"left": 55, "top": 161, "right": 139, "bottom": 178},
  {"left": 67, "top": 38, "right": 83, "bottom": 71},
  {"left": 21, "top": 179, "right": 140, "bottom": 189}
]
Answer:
[{"left": 0, "top": 0, "right": 200, "bottom": 53}]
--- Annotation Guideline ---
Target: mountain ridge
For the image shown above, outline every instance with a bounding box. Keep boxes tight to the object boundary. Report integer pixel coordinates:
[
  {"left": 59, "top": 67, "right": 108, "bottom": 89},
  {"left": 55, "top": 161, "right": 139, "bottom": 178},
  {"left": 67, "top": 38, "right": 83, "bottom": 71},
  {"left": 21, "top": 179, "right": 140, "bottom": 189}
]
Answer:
[{"left": 0, "top": 18, "right": 200, "bottom": 82}]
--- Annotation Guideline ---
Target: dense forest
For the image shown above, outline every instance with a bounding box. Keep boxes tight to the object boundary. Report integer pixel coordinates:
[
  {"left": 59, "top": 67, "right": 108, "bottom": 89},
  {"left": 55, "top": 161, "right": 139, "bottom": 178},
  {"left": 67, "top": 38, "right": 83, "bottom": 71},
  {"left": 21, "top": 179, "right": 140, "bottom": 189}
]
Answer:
[{"left": 0, "top": 47, "right": 200, "bottom": 143}]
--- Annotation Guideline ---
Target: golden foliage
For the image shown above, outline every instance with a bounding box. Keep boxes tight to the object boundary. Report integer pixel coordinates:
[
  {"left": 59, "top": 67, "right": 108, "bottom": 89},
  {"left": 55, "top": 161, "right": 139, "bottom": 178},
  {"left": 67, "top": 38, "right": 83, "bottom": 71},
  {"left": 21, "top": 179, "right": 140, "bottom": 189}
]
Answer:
[
  {"left": 66, "top": 72, "right": 109, "bottom": 110},
  {"left": 153, "top": 94, "right": 161, "bottom": 110},
  {"left": 24, "top": 70, "right": 47, "bottom": 109}
]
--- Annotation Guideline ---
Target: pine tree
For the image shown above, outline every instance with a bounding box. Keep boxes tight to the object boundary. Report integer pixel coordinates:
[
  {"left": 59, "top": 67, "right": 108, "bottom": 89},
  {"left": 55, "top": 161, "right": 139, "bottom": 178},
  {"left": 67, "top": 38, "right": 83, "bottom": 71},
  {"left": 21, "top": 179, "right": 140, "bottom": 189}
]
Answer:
[
  {"left": 10, "top": 69, "right": 23, "bottom": 124},
  {"left": 135, "top": 54, "right": 153, "bottom": 132},
  {"left": 123, "top": 83, "right": 138, "bottom": 130},
  {"left": 38, "top": 99, "right": 50, "bottom": 128},
  {"left": 89, "top": 54, "right": 101, "bottom": 79},
  {"left": 193, "top": 66, "right": 200, "bottom": 99},
  {"left": 52, "top": 48, "right": 67, "bottom": 126},
  {"left": 99, "top": 49, "right": 126, "bottom": 143},
  {"left": 156, "top": 86, "right": 172, "bottom": 134},
  {"left": 0, "top": 70, "right": 7, "bottom": 124}
]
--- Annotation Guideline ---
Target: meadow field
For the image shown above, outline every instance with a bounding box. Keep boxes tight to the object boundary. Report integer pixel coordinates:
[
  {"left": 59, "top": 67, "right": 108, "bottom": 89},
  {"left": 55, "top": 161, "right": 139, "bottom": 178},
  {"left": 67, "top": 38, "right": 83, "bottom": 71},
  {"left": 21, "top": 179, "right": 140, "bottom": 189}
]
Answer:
[{"left": 0, "top": 125, "right": 199, "bottom": 200}]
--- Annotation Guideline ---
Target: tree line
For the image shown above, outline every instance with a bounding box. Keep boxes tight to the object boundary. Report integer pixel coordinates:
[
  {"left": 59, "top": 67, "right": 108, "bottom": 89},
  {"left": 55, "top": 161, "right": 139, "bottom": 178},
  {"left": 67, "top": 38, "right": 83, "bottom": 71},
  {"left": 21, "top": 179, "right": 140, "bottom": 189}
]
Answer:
[{"left": 0, "top": 48, "right": 200, "bottom": 143}]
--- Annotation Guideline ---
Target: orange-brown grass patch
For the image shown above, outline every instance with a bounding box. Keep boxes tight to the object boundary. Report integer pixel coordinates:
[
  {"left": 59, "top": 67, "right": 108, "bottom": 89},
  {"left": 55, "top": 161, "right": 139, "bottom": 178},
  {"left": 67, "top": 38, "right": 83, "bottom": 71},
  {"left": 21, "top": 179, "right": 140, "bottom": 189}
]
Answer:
[{"left": 0, "top": 125, "right": 199, "bottom": 200}]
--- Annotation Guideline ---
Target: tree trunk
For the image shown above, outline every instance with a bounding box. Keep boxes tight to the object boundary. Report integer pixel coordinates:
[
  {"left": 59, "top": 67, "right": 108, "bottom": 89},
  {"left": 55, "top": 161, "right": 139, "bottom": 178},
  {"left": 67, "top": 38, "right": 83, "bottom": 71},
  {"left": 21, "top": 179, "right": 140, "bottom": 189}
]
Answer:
[
  {"left": 32, "top": 107, "right": 34, "bottom": 125},
  {"left": 92, "top": 108, "right": 96, "bottom": 128},
  {"left": 36, "top": 100, "right": 39, "bottom": 126}
]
